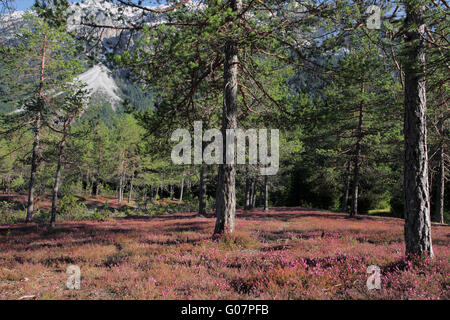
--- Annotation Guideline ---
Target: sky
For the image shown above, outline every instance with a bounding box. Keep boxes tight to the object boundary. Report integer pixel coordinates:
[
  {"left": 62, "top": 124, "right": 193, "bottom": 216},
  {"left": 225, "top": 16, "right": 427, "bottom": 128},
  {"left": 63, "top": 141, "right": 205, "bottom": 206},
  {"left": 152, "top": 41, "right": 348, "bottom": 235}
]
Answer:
[
  {"left": 14, "top": 0, "right": 37, "bottom": 10},
  {"left": 15, "top": 0, "right": 77, "bottom": 11},
  {"left": 14, "top": 0, "right": 160, "bottom": 11}
]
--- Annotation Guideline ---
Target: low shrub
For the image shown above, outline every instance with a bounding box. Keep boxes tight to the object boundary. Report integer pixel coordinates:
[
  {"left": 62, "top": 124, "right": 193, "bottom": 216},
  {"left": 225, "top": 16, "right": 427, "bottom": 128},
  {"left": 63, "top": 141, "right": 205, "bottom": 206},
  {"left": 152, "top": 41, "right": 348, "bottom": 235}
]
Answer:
[
  {"left": 58, "top": 195, "right": 89, "bottom": 219},
  {"left": 389, "top": 191, "right": 404, "bottom": 218},
  {"left": 90, "top": 208, "right": 107, "bottom": 221},
  {"left": 0, "top": 201, "right": 23, "bottom": 225}
]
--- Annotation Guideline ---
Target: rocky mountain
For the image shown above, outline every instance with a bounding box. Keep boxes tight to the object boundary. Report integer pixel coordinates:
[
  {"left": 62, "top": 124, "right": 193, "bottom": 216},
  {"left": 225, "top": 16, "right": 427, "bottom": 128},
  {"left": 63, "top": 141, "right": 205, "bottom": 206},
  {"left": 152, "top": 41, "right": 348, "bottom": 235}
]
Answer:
[
  {"left": 77, "top": 64, "right": 122, "bottom": 110},
  {"left": 0, "top": 0, "right": 162, "bottom": 112}
]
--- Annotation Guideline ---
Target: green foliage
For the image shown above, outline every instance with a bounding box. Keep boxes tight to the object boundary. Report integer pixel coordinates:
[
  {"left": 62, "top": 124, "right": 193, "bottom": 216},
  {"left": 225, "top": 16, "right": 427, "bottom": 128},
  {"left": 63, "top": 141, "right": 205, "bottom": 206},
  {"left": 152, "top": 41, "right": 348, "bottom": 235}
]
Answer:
[
  {"left": 11, "top": 176, "right": 26, "bottom": 192},
  {"left": 90, "top": 208, "right": 107, "bottom": 221},
  {"left": 142, "top": 200, "right": 197, "bottom": 216},
  {"left": 0, "top": 201, "right": 22, "bottom": 225},
  {"left": 0, "top": 0, "right": 448, "bottom": 226},
  {"left": 57, "top": 195, "right": 89, "bottom": 219},
  {"left": 390, "top": 188, "right": 405, "bottom": 219}
]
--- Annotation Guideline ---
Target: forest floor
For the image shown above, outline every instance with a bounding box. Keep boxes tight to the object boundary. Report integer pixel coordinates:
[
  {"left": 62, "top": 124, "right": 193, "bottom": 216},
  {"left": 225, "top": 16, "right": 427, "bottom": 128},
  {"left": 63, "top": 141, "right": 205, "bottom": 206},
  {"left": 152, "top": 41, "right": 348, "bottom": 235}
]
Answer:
[{"left": 0, "top": 208, "right": 448, "bottom": 300}]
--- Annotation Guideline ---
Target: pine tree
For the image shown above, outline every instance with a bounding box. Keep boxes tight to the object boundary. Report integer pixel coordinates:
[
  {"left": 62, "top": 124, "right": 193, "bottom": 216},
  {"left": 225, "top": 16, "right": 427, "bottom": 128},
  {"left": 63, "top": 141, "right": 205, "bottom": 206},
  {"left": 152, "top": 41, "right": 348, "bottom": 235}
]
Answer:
[
  {"left": 402, "top": 0, "right": 433, "bottom": 257},
  {"left": 0, "top": 10, "right": 84, "bottom": 221}
]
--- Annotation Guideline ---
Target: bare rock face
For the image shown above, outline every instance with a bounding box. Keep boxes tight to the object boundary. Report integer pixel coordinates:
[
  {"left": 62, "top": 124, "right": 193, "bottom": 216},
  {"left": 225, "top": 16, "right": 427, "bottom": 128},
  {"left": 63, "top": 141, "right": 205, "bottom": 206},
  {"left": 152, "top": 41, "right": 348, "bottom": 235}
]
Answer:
[
  {"left": 76, "top": 64, "right": 122, "bottom": 108},
  {"left": 0, "top": 10, "right": 26, "bottom": 41},
  {"left": 68, "top": 0, "right": 164, "bottom": 54},
  {"left": 1, "top": 0, "right": 167, "bottom": 57}
]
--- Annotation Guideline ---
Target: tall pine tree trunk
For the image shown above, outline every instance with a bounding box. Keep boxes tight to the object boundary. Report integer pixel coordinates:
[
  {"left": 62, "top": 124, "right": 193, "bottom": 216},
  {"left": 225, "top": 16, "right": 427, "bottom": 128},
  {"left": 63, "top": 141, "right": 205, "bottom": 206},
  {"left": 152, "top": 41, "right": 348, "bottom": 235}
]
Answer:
[
  {"left": 128, "top": 173, "right": 134, "bottom": 203},
  {"left": 50, "top": 129, "right": 67, "bottom": 227},
  {"left": 249, "top": 179, "right": 256, "bottom": 209},
  {"left": 244, "top": 174, "right": 251, "bottom": 210},
  {"left": 199, "top": 164, "right": 207, "bottom": 216},
  {"left": 179, "top": 177, "right": 184, "bottom": 202},
  {"left": 94, "top": 145, "right": 103, "bottom": 196},
  {"left": 127, "top": 160, "right": 135, "bottom": 203},
  {"left": 118, "top": 177, "right": 123, "bottom": 202},
  {"left": 435, "top": 117, "right": 445, "bottom": 224},
  {"left": 341, "top": 158, "right": 352, "bottom": 212},
  {"left": 169, "top": 185, "right": 174, "bottom": 199},
  {"left": 26, "top": 111, "right": 41, "bottom": 222},
  {"left": 85, "top": 167, "right": 90, "bottom": 194},
  {"left": 403, "top": 1, "right": 433, "bottom": 257},
  {"left": 26, "top": 33, "right": 47, "bottom": 222},
  {"left": 258, "top": 187, "right": 263, "bottom": 208},
  {"left": 214, "top": 0, "right": 241, "bottom": 234},
  {"left": 350, "top": 88, "right": 364, "bottom": 217},
  {"left": 118, "top": 178, "right": 122, "bottom": 202},
  {"left": 143, "top": 187, "right": 148, "bottom": 210},
  {"left": 251, "top": 180, "right": 257, "bottom": 208},
  {"left": 264, "top": 175, "right": 268, "bottom": 211},
  {"left": 118, "top": 158, "right": 125, "bottom": 203}
]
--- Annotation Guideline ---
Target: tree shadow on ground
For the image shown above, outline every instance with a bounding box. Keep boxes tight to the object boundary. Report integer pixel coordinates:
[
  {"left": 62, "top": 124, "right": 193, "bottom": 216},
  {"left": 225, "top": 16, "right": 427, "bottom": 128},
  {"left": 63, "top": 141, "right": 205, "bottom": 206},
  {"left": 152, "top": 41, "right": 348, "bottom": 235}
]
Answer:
[{"left": 238, "top": 209, "right": 381, "bottom": 222}]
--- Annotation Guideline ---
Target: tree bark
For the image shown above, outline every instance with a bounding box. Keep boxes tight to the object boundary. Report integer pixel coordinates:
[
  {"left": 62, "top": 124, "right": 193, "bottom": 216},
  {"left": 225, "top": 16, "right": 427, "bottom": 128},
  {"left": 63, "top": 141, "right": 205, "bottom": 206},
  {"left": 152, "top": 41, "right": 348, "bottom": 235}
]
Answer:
[
  {"left": 248, "top": 178, "right": 255, "bottom": 209},
  {"left": 179, "top": 176, "right": 184, "bottom": 202},
  {"left": 434, "top": 117, "right": 445, "bottom": 224},
  {"left": 26, "top": 111, "right": 41, "bottom": 222},
  {"left": 127, "top": 174, "right": 134, "bottom": 203},
  {"left": 199, "top": 164, "right": 207, "bottom": 216},
  {"left": 403, "top": 2, "right": 433, "bottom": 257},
  {"left": 248, "top": 179, "right": 253, "bottom": 208},
  {"left": 264, "top": 175, "right": 268, "bottom": 211},
  {"left": 85, "top": 167, "right": 90, "bottom": 194},
  {"left": 127, "top": 162, "right": 135, "bottom": 203},
  {"left": 350, "top": 87, "right": 364, "bottom": 217},
  {"left": 214, "top": 0, "right": 241, "bottom": 235},
  {"left": 169, "top": 184, "right": 174, "bottom": 199},
  {"left": 156, "top": 186, "right": 159, "bottom": 199},
  {"left": 118, "top": 158, "right": 125, "bottom": 203},
  {"left": 244, "top": 171, "right": 251, "bottom": 210},
  {"left": 118, "top": 177, "right": 123, "bottom": 202},
  {"left": 50, "top": 128, "right": 68, "bottom": 226},
  {"left": 26, "top": 33, "right": 46, "bottom": 222},
  {"left": 258, "top": 184, "right": 264, "bottom": 207},
  {"left": 251, "top": 179, "right": 257, "bottom": 208},
  {"left": 143, "top": 187, "right": 148, "bottom": 209},
  {"left": 341, "top": 158, "right": 352, "bottom": 212}
]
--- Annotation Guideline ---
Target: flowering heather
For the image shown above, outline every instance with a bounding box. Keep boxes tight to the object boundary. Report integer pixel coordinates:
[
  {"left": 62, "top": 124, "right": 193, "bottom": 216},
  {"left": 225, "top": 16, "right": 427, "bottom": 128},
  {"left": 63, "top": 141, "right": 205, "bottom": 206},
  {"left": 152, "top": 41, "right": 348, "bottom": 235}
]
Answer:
[{"left": 0, "top": 208, "right": 448, "bottom": 300}]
